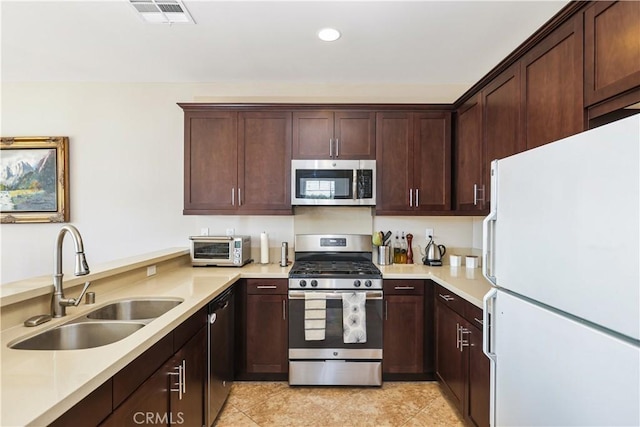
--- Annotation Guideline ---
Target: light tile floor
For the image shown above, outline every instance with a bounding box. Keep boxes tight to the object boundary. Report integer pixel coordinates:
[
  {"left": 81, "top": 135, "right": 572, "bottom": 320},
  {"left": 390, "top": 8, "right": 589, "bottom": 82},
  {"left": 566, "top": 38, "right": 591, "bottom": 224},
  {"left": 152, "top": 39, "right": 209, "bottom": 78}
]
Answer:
[{"left": 214, "top": 381, "right": 464, "bottom": 427}]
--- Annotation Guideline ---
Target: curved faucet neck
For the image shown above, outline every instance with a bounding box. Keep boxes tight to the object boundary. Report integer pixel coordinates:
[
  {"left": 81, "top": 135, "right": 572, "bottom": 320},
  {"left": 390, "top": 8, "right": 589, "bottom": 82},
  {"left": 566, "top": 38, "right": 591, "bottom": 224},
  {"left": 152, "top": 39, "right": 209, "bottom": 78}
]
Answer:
[{"left": 55, "top": 225, "right": 85, "bottom": 277}]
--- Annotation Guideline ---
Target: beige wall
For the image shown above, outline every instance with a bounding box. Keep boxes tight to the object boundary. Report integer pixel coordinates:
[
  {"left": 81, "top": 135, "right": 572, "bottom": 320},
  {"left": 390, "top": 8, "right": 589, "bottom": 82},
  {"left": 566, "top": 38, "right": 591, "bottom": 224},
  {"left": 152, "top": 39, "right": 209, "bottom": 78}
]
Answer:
[{"left": 1, "top": 81, "right": 479, "bottom": 284}]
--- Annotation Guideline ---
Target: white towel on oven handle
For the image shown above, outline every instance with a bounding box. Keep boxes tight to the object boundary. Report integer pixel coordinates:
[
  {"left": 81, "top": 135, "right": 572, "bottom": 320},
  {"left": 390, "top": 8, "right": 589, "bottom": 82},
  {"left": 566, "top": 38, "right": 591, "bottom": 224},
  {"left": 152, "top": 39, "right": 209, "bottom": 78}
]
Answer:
[
  {"left": 342, "top": 292, "right": 367, "bottom": 344},
  {"left": 305, "top": 292, "right": 326, "bottom": 341}
]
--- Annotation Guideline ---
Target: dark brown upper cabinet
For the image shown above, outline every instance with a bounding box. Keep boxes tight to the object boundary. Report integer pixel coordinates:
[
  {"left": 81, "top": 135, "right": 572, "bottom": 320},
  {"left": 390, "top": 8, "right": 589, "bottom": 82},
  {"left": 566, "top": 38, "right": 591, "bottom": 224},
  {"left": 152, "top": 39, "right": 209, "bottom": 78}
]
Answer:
[
  {"left": 376, "top": 111, "right": 451, "bottom": 215},
  {"left": 181, "top": 106, "right": 292, "bottom": 215},
  {"left": 482, "top": 63, "right": 524, "bottom": 208},
  {"left": 521, "top": 13, "right": 585, "bottom": 150},
  {"left": 292, "top": 111, "right": 375, "bottom": 159},
  {"left": 455, "top": 94, "right": 485, "bottom": 212},
  {"left": 584, "top": 1, "right": 640, "bottom": 107}
]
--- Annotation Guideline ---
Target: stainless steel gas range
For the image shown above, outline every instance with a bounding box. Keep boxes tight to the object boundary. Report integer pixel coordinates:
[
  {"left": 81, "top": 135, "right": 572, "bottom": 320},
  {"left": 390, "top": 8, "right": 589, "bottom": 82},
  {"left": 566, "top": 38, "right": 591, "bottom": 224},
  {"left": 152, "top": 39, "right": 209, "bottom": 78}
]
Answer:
[{"left": 288, "top": 234, "right": 383, "bottom": 386}]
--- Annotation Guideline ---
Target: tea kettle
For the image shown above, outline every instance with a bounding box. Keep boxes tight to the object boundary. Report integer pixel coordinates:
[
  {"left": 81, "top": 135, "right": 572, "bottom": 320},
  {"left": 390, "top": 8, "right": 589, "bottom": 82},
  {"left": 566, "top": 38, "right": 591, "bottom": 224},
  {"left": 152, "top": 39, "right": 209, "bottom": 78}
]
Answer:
[{"left": 422, "top": 236, "right": 446, "bottom": 266}]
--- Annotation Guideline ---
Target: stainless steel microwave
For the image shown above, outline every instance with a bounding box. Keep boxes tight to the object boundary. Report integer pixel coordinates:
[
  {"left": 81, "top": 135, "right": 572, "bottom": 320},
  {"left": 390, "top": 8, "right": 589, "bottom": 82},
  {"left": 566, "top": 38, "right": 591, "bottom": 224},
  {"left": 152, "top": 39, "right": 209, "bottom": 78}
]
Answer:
[
  {"left": 189, "top": 235, "right": 251, "bottom": 267},
  {"left": 291, "top": 159, "right": 376, "bottom": 206}
]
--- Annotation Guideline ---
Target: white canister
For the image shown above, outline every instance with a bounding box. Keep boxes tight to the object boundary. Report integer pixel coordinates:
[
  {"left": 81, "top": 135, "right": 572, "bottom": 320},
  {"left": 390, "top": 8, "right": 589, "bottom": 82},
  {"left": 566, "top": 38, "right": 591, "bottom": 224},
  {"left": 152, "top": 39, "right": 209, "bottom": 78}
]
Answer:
[
  {"left": 465, "top": 255, "right": 479, "bottom": 269},
  {"left": 449, "top": 254, "right": 462, "bottom": 267}
]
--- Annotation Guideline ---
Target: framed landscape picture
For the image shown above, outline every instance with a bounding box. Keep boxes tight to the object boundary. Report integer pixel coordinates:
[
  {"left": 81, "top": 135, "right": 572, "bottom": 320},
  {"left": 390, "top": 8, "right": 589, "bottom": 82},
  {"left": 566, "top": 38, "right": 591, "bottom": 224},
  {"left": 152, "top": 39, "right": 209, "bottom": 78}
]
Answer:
[{"left": 0, "top": 136, "right": 69, "bottom": 223}]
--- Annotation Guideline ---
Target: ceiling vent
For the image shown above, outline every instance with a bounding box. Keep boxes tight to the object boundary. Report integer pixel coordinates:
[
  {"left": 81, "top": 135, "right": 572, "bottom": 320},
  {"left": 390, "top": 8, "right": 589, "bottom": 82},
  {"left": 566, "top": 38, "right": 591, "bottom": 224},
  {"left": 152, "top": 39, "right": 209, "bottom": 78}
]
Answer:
[{"left": 129, "top": 0, "right": 195, "bottom": 24}]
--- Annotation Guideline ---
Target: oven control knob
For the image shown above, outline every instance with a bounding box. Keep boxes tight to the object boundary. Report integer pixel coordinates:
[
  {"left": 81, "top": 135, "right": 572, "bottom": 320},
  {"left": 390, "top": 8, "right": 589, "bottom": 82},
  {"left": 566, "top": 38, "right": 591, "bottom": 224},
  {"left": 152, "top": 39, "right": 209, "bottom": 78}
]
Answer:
[
  {"left": 365, "top": 280, "right": 372, "bottom": 287},
  {"left": 354, "top": 280, "right": 361, "bottom": 287},
  {"left": 299, "top": 280, "right": 307, "bottom": 287},
  {"left": 311, "top": 280, "right": 318, "bottom": 287}
]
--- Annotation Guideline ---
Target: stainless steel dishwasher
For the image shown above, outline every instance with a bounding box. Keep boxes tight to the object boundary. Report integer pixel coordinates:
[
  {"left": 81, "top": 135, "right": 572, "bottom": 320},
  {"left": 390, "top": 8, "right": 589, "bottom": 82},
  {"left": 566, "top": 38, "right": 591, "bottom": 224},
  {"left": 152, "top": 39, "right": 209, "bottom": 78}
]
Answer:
[{"left": 207, "top": 287, "right": 234, "bottom": 427}]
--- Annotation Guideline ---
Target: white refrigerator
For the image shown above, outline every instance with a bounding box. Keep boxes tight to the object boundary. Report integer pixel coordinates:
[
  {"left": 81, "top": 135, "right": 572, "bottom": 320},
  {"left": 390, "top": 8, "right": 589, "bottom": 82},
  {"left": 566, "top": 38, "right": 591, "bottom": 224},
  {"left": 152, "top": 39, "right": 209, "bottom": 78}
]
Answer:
[{"left": 482, "top": 114, "right": 640, "bottom": 426}]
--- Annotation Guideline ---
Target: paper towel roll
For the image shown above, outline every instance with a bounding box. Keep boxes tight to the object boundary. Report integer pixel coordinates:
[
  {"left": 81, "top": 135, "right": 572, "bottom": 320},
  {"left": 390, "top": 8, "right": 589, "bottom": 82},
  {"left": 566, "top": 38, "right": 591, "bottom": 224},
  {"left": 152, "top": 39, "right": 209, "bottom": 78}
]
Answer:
[{"left": 260, "top": 232, "right": 269, "bottom": 264}]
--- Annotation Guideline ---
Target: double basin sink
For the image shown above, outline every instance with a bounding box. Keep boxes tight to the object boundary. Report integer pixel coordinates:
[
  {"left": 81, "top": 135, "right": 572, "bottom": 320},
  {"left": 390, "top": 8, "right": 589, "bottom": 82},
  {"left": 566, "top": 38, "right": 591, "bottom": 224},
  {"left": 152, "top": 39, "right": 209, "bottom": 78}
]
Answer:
[{"left": 9, "top": 298, "right": 183, "bottom": 351}]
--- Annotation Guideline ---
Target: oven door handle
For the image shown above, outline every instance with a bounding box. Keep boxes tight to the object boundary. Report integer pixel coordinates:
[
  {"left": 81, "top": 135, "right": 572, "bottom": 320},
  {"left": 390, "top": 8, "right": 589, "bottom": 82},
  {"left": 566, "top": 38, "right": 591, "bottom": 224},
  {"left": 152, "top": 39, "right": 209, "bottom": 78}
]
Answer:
[{"left": 288, "top": 291, "right": 383, "bottom": 300}]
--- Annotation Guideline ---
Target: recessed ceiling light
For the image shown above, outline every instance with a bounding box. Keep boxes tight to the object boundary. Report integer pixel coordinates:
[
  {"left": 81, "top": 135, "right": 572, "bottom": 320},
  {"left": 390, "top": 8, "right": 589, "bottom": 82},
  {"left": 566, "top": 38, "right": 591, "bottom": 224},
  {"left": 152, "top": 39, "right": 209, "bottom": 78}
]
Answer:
[{"left": 318, "top": 28, "right": 341, "bottom": 42}]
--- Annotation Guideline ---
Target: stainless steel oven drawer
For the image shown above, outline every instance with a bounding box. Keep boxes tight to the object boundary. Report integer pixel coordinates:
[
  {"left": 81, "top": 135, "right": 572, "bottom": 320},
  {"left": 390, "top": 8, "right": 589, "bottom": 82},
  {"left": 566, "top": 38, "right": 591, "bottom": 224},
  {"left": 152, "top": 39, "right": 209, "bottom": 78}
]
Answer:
[{"left": 289, "top": 360, "right": 382, "bottom": 386}]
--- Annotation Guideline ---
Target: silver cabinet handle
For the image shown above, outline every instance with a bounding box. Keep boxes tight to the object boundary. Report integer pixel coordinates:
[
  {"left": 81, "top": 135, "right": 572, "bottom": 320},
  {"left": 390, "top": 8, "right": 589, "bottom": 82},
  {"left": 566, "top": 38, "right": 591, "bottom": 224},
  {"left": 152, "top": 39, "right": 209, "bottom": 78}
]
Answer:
[
  {"left": 238, "top": 188, "right": 242, "bottom": 206},
  {"left": 170, "top": 363, "right": 184, "bottom": 400},
  {"left": 394, "top": 286, "right": 415, "bottom": 290},
  {"left": 329, "top": 138, "right": 333, "bottom": 157},
  {"left": 335, "top": 138, "right": 339, "bottom": 157},
  {"left": 456, "top": 323, "right": 461, "bottom": 350},
  {"left": 438, "top": 293, "right": 454, "bottom": 302},
  {"left": 473, "top": 184, "right": 485, "bottom": 206},
  {"left": 256, "top": 285, "right": 277, "bottom": 289},
  {"left": 460, "top": 327, "right": 471, "bottom": 351},
  {"left": 282, "top": 299, "right": 286, "bottom": 320},
  {"left": 181, "top": 360, "right": 186, "bottom": 394},
  {"left": 474, "top": 317, "right": 483, "bottom": 326},
  {"left": 415, "top": 189, "right": 419, "bottom": 207},
  {"left": 409, "top": 189, "right": 413, "bottom": 207},
  {"left": 231, "top": 188, "right": 235, "bottom": 206},
  {"left": 209, "top": 313, "right": 217, "bottom": 324}
]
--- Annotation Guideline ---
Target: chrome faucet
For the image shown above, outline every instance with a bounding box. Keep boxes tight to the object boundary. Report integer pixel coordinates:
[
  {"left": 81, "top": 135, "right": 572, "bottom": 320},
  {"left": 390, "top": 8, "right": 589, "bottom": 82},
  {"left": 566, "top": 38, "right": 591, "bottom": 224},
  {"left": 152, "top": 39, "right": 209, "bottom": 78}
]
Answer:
[{"left": 52, "top": 224, "right": 91, "bottom": 318}]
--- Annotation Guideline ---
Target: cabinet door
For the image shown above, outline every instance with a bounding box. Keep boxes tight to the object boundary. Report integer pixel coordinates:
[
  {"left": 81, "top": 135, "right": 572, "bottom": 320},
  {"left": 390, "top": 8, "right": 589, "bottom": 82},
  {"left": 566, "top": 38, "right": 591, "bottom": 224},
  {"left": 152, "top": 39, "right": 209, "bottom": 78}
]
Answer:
[
  {"left": 483, "top": 63, "right": 524, "bottom": 209},
  {"left": 585, "top": 1, "right": 640, "bottom": 106},
  {"left": 184, "top": 111, "right": 238, "bottom": 213},
  {"left": 466, "top": 324, "right": 490, "bottom": 427},
  {"left": 238, "top": 111, "right": 292, "bottom": 213},
  {"left": 455, "top": 94, "right": 485, "bottom": 211},
  {"left": 171, "top": 327, "right": 206, "bottom": 427},
  {"left": 413, "top": 112, "right": 451, "bottom": 212},
  {"left": 375, "top": 112, "right": 412, "bottom": 213},
  {"left": 435, "top": 301, "right": 465, "bottom": 410},
  {"left": 246, "top": 294, "right": 288, "bottom": 374},
  {"left": 292, "top": 111, "right": 334, "bottom": 159},
  {"left": 101, "top": 366, "right": 169, "bottom": 427},
  {"left": 522, "top": 15, "right": 584, "bottom": 150},
  {"left": 383, "top": 294, "right": 424, "bottom": 374},
  {"left": 333, "top": 111, "right": 376, "bottom": 159}
]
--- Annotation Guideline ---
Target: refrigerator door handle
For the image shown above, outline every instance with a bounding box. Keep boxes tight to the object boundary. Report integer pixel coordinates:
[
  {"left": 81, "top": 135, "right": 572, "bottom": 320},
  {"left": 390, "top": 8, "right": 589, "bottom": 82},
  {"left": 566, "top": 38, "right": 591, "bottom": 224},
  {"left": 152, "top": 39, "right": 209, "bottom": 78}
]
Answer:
[
  {"left": 483, "top": 287, "right": 497, "bottom": 361},
  {"left": 482, "top": 210, "right": 497, "bottom": 286},
  {"left": 483, "top": 287, "right": 497, "bottom": 427}
]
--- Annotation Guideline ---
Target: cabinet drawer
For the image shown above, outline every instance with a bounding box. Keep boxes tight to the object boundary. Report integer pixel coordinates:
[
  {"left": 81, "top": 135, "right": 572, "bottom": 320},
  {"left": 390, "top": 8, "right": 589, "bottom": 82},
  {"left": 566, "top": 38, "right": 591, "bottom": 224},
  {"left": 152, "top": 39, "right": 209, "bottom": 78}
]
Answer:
[
  {"left": 435, "top": 284, "right": 466, "bottom": 315},
  {"left": 174, "top": 306, "right": 207, "bottom": 352},
  {"left": 246, "top": 278, "right": 287, "bottom": 295},
  {"left": 465, "top": 302, "right": 484, "bottom": 330},
  {"left": 384, "top": 280, "right": 424, "bottom": 295}
]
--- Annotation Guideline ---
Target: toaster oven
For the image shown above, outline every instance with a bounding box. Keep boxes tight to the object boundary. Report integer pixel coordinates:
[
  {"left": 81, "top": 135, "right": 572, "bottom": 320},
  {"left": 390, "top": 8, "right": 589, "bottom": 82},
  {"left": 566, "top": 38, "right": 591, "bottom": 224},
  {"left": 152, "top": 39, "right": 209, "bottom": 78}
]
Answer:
[{"left": 189, "top": 235, "right": 252, "bottom": 267}]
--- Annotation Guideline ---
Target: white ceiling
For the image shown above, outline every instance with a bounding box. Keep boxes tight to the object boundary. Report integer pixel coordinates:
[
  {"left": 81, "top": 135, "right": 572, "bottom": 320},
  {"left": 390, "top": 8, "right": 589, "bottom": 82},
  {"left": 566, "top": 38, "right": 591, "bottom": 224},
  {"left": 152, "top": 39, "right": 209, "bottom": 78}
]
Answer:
[{"left": 2, "top": 0, "right": 569, "bottom": 100}]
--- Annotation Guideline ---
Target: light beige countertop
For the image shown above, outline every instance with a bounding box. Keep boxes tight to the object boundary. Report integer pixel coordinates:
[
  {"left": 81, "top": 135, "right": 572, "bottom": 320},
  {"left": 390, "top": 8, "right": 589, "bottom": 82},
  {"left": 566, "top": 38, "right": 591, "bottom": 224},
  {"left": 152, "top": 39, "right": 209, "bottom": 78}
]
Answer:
[
  {"left": 0, "top": 252, "right": 490, "bottom": 426},
  {"left": 378, "top": 263, "right": 492, "bottom": 307}
]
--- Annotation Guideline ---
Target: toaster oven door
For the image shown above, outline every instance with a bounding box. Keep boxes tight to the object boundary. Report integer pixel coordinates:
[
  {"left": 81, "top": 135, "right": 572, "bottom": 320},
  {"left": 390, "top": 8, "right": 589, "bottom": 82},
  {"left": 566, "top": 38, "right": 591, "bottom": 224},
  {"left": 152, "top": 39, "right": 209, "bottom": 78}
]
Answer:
[{"left": 192, "top": 239, "right": 232, "bottom": 265}]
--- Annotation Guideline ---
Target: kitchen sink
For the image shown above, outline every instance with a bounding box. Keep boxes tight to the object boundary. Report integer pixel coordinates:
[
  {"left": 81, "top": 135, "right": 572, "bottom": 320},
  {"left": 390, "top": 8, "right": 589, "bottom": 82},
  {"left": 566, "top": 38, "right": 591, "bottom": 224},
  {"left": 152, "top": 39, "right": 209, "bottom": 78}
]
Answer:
[
  {"left": 10, "top": 322, "right": 145, "bottom": 350},
  {"left": 9, "top": 297, "right": 184, "bottom": 350},
  {"left": 86, "top": 298, "right": 183, "bottom": 321}
]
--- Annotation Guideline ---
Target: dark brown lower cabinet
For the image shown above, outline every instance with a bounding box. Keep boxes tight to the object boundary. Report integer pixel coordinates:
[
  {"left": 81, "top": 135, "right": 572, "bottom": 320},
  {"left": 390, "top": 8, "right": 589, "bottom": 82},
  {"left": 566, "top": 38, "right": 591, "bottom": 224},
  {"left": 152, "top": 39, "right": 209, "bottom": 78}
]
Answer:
[
  {"left": 435, "top": 285, "right": 489, "bottom": 427},
  {"left": 237, "top": 279, "right": 288, "bottom": 378},
  {"left": 101, "top": 327, "right": 206, "bottom": 427},
  {"left": 383, "top": 280, "right": 424, "bottom": 375},
  {"left": 51, "top": 307, "right": 209, "bottom": 427},
  {"left": 467, "top": 322, "right": 490, "bottom": 427}
]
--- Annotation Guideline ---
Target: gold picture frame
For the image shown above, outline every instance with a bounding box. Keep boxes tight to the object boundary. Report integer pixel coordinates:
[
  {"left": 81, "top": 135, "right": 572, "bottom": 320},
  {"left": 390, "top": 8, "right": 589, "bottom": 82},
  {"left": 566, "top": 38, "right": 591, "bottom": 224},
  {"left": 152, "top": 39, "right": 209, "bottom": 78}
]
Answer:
[{"left": 1, "top": 136, "right": 70, "bottom": 223}]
